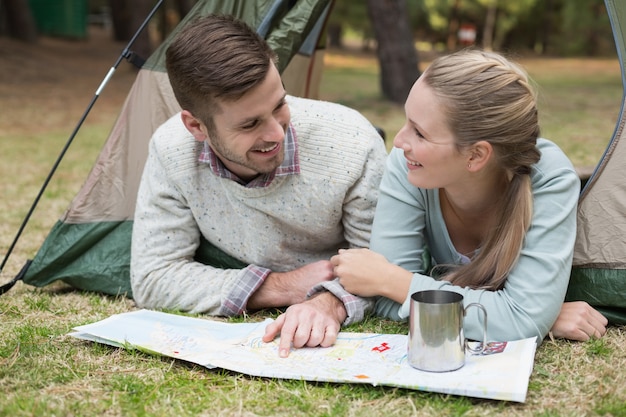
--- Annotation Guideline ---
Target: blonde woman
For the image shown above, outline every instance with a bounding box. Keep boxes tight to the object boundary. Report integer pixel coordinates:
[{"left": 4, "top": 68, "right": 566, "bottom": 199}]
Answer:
[{"left": 330, "top": 49, "right": 607, "bottom": 343}]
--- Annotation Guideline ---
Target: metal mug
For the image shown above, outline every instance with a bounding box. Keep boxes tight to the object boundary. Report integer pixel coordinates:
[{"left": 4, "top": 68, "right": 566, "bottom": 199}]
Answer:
[{"left": 408, "top": 289, "right": 488, "bottom": 372}]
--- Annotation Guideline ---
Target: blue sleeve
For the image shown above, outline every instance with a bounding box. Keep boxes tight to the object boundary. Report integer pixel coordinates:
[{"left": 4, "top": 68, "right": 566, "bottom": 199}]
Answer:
[
  {"left": 370, "top": 141, "right": 580, "bottom": 343},
  {"left": 369, "top": 148, "right": 431, "bottom": 320}
]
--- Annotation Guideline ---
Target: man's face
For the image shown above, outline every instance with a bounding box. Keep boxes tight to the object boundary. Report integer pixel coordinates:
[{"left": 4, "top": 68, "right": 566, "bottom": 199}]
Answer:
[{"left": 208, "top": 64, "right": 290, "bottom": 182}]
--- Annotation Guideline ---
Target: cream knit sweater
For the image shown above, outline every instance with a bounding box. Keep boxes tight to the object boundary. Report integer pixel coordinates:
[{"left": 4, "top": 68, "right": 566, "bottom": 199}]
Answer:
[{"left": 131, "top": 95, "right": 387, "bottom": 317}]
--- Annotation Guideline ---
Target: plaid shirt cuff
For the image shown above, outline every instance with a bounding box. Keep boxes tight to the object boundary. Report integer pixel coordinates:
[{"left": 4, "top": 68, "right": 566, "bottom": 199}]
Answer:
[
  {"left": 306, "top": 278, "right": 375, "bottom": 326},
  {"left": 219, "top": 265, "right": 271, "bottom": 316}
]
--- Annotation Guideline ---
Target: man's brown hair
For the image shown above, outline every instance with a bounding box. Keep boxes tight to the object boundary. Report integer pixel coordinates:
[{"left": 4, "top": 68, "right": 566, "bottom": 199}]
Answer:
[{"left": 166, "top": 14, "right": 278, "bottom": 130}]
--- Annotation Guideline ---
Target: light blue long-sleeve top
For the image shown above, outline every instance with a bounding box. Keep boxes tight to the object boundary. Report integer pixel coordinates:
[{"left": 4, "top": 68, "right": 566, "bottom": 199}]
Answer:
[{"left": 370, "top": 138, "right": 580, "bottom": 343}]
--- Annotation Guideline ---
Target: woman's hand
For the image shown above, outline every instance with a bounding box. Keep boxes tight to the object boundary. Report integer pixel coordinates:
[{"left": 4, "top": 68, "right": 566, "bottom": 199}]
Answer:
[
  {"left": 550, "top": 301, "right": 608, "bottom": 341},
  {"left": 330, "top": 248, "right": 413, "bottom": 302}
]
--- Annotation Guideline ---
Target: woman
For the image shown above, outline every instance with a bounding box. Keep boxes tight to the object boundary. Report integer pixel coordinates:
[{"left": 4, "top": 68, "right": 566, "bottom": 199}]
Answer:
[{"left": 331, "top": 49, "right": 607, "bottom": 343}]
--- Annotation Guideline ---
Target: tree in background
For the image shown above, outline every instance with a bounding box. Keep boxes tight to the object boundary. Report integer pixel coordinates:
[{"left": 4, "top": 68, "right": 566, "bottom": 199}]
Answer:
[
  {"left": 367, "top": 0, "right": 421, "bottom": 104},
  {"left": 326, "top": 0, "right": 371, "bottom": 48},
  {"left": 0, "top": 0, "right": 38, "bottom": 42},
  {"left": 481, "top": 0, "right": 537, "bottom": 51},
  {"left": 107, "top": 0, "right": 196, "bottom": 62},
  {"left": 558, "top": 0, "right": 613, "bottom": 56},
  {"left": 109, "top": 0, "right": 155, "bottom": 62}
]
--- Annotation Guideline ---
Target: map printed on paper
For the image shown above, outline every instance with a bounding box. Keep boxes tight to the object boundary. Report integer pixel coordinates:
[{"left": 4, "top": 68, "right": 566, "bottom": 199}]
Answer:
[{"left": 69, "top": 309, "right": 537, "bottom": 402}]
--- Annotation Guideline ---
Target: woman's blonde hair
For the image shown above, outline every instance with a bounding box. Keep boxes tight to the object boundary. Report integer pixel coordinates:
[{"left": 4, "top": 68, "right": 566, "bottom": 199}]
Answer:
[{"left": 423, "top": 49, "right": 541, "bottom": 290}]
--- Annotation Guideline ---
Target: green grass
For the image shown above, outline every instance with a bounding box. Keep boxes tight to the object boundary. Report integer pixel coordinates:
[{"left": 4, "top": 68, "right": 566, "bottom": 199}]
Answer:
[
  {"left": 1, "top": 51, "right": 626, "bottom": 416},
  {"left": 1, "top": 290, "right": 624, "bottom": 417}
]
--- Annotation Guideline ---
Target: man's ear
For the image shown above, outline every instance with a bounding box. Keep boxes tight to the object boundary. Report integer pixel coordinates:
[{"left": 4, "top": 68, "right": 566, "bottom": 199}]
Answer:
[
  {"left": 181, "top": 110, "right": 208, "bottom": 142},
  {"left": 467, "top": 140, "right": 493, "bottom": 172}
]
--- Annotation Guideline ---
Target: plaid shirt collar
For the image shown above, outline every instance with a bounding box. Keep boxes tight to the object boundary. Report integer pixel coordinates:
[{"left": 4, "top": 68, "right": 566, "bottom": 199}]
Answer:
[{"left": 198, "top": 123, "right": 300, "bottom": 188}]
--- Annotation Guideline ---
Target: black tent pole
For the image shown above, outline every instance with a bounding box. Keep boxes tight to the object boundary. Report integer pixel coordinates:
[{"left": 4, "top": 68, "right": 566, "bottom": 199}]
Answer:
[{"left": 0, "top": 0, "right": 163, "bottom": 294}]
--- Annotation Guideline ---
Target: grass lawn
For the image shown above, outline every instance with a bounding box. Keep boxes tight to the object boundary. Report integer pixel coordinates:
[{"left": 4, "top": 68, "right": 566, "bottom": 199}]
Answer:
[{"left": 1, "top": 31, "right": 625, "bottom": 416}]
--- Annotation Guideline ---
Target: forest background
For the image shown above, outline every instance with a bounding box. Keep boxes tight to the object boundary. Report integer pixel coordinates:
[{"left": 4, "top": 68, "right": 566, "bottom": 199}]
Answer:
[{"left": 1, "top": 0, "right": 617, "bottom": 105}]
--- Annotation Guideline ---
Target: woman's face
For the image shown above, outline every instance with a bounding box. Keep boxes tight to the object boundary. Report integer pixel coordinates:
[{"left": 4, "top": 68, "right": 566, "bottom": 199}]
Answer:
[{"left": 393, "top": 77, "right": 469, "bottom": 189}]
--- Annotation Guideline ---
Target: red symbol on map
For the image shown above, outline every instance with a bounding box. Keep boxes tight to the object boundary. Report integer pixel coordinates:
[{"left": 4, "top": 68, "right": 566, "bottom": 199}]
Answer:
[{"left": 371, "top": 342, "right": 390, "bottom": 353}]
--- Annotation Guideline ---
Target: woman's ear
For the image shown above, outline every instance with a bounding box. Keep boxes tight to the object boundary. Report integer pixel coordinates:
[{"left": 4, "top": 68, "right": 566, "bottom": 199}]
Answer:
[
  {"left": 467, "top": 140, "right": 493, "bottom": 172},
  {"left": 181, "top": 110, "right": 208, "bottom": 142}
]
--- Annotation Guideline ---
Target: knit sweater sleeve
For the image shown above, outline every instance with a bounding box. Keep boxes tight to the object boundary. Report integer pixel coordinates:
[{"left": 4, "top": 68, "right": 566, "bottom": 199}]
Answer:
[
  {"left": 288, "top": 96, "right": 388, "bottom": 324},
  {"left": 130, "top": 118, "right": 260, "bottom": 315}
]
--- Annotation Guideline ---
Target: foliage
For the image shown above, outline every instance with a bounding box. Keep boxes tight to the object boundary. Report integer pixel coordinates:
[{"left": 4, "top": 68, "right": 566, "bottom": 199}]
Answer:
[
  {"left": 557, "top": 0, "right": 614, "bottom": 56},
  {"left": 329, "top": 0, "right": 615, "bottom": 56},
  {"left": 479, "top": 0, "right": 538, "bottom": 50},
  {"left": 327, "top": 0, "right": 372, "bottom": 48}
]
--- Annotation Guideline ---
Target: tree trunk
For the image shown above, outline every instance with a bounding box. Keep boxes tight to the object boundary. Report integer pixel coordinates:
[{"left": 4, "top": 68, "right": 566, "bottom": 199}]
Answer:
[
  {"left": 366, "top": 0, "right": 420, "bottom": 104},
  {"left": 2, "top": 0, "right": 37, "bottom": 42},
  {"left": 482, "top": 0, "right": 497, "bottom": 51},
  {"left": 327, "top": 23, "right": 343, "bottom": 48},
  {"left": 446, "top": 0, "right": 461, "bottom": 51},
  {"left": 128, "top": 0, "right": 157, "bottom": 63},
  {"left": 109, "top": 0, "right": 156, "bottom": 65},
  {"left": 109, "top": 0, "right": 132, "bottom": 41},
  {"left": 174, "top": 0, "right": 195, "bottom": 18}
]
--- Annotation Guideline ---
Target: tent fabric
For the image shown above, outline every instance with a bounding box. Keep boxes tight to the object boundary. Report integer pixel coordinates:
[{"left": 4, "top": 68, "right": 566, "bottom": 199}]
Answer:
[
  {"left": 567, "top": 0, "right": 626, "bottom": 324},
  {"left": 20, "top": 0, "right": 333, "bottom": 296}
]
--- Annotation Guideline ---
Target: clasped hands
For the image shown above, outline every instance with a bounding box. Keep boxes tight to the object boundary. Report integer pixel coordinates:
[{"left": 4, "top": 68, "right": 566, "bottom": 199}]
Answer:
[{"left": 260, "top": 249, "right": 608, "bottom": 358}]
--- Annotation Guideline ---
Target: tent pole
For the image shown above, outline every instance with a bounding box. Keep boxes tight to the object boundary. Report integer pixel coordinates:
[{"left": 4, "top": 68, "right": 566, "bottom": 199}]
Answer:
[{"left": 0, "top": 0, "right": 164, "bottom": 294}]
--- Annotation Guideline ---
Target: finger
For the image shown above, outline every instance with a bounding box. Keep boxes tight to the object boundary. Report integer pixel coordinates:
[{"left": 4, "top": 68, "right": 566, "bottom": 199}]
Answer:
[
  {"left": 334, "top": 265, "right": 344, "bottom": 280},
  {"left": 291, "top": 322, "right": 313, "bottom": 348},
  {"left": 319, "top": 324, "right": 339, "bottom": 348},
  {"left": 306, "top": 321, "right": 326, "bottom": 347},
  {"left": 572, "top": 329, "right": 591, "bottom": 342},
  {"left": 262, "top": 314, "right": 285, "bottom": 343},
  {"left": 590, "top": 318, "right": 608, "bottom": 337},
  {"left": 590, "top": 309, "right": 609, "bottom": 327},
  {"left": 577, "top": 313, "right": 607, "bottom": 339},
  {"left": 577, "top": 321, "right": 598, "bottom": 341},
  {"left": 577, "top": 302, "right": 609, "bottom": 327},
  {"left": 589, "top": 319, "right": 607, "bottom": 338},
  {"left": 278, "top": 316, "right": 299, "bottom": 358}
]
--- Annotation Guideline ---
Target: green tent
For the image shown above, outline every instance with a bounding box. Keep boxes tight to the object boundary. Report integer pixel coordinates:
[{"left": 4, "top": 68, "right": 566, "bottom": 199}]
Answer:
[
  {"left": 7, "top": 0, "right": 333, "bottom": 296},
  {"left": 565, "top": 0, "right": 626, "bottom": 324}
]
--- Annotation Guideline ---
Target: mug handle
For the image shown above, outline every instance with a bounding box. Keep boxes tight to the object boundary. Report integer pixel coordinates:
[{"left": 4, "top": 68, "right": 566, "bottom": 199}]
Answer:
[{"left": 464, "top": 302, "right": 488, "bottom": 354}]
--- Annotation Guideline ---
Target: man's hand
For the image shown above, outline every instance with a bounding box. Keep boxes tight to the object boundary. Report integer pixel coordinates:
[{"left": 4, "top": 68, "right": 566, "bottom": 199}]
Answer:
[
  {"left": 247, "top": 260, "right": 335, "bottom": 310},
  {"left": 550, "top": 301, "right": 608, "bottom": 341},
  {"left": 262, "top": 291, "right": 346, "bottom": 357}
]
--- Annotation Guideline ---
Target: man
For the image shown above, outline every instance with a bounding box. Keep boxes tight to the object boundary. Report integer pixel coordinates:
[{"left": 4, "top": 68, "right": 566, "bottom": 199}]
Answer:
[{"left": 130, "top": 14, "right": 387, "bottom": 358}]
